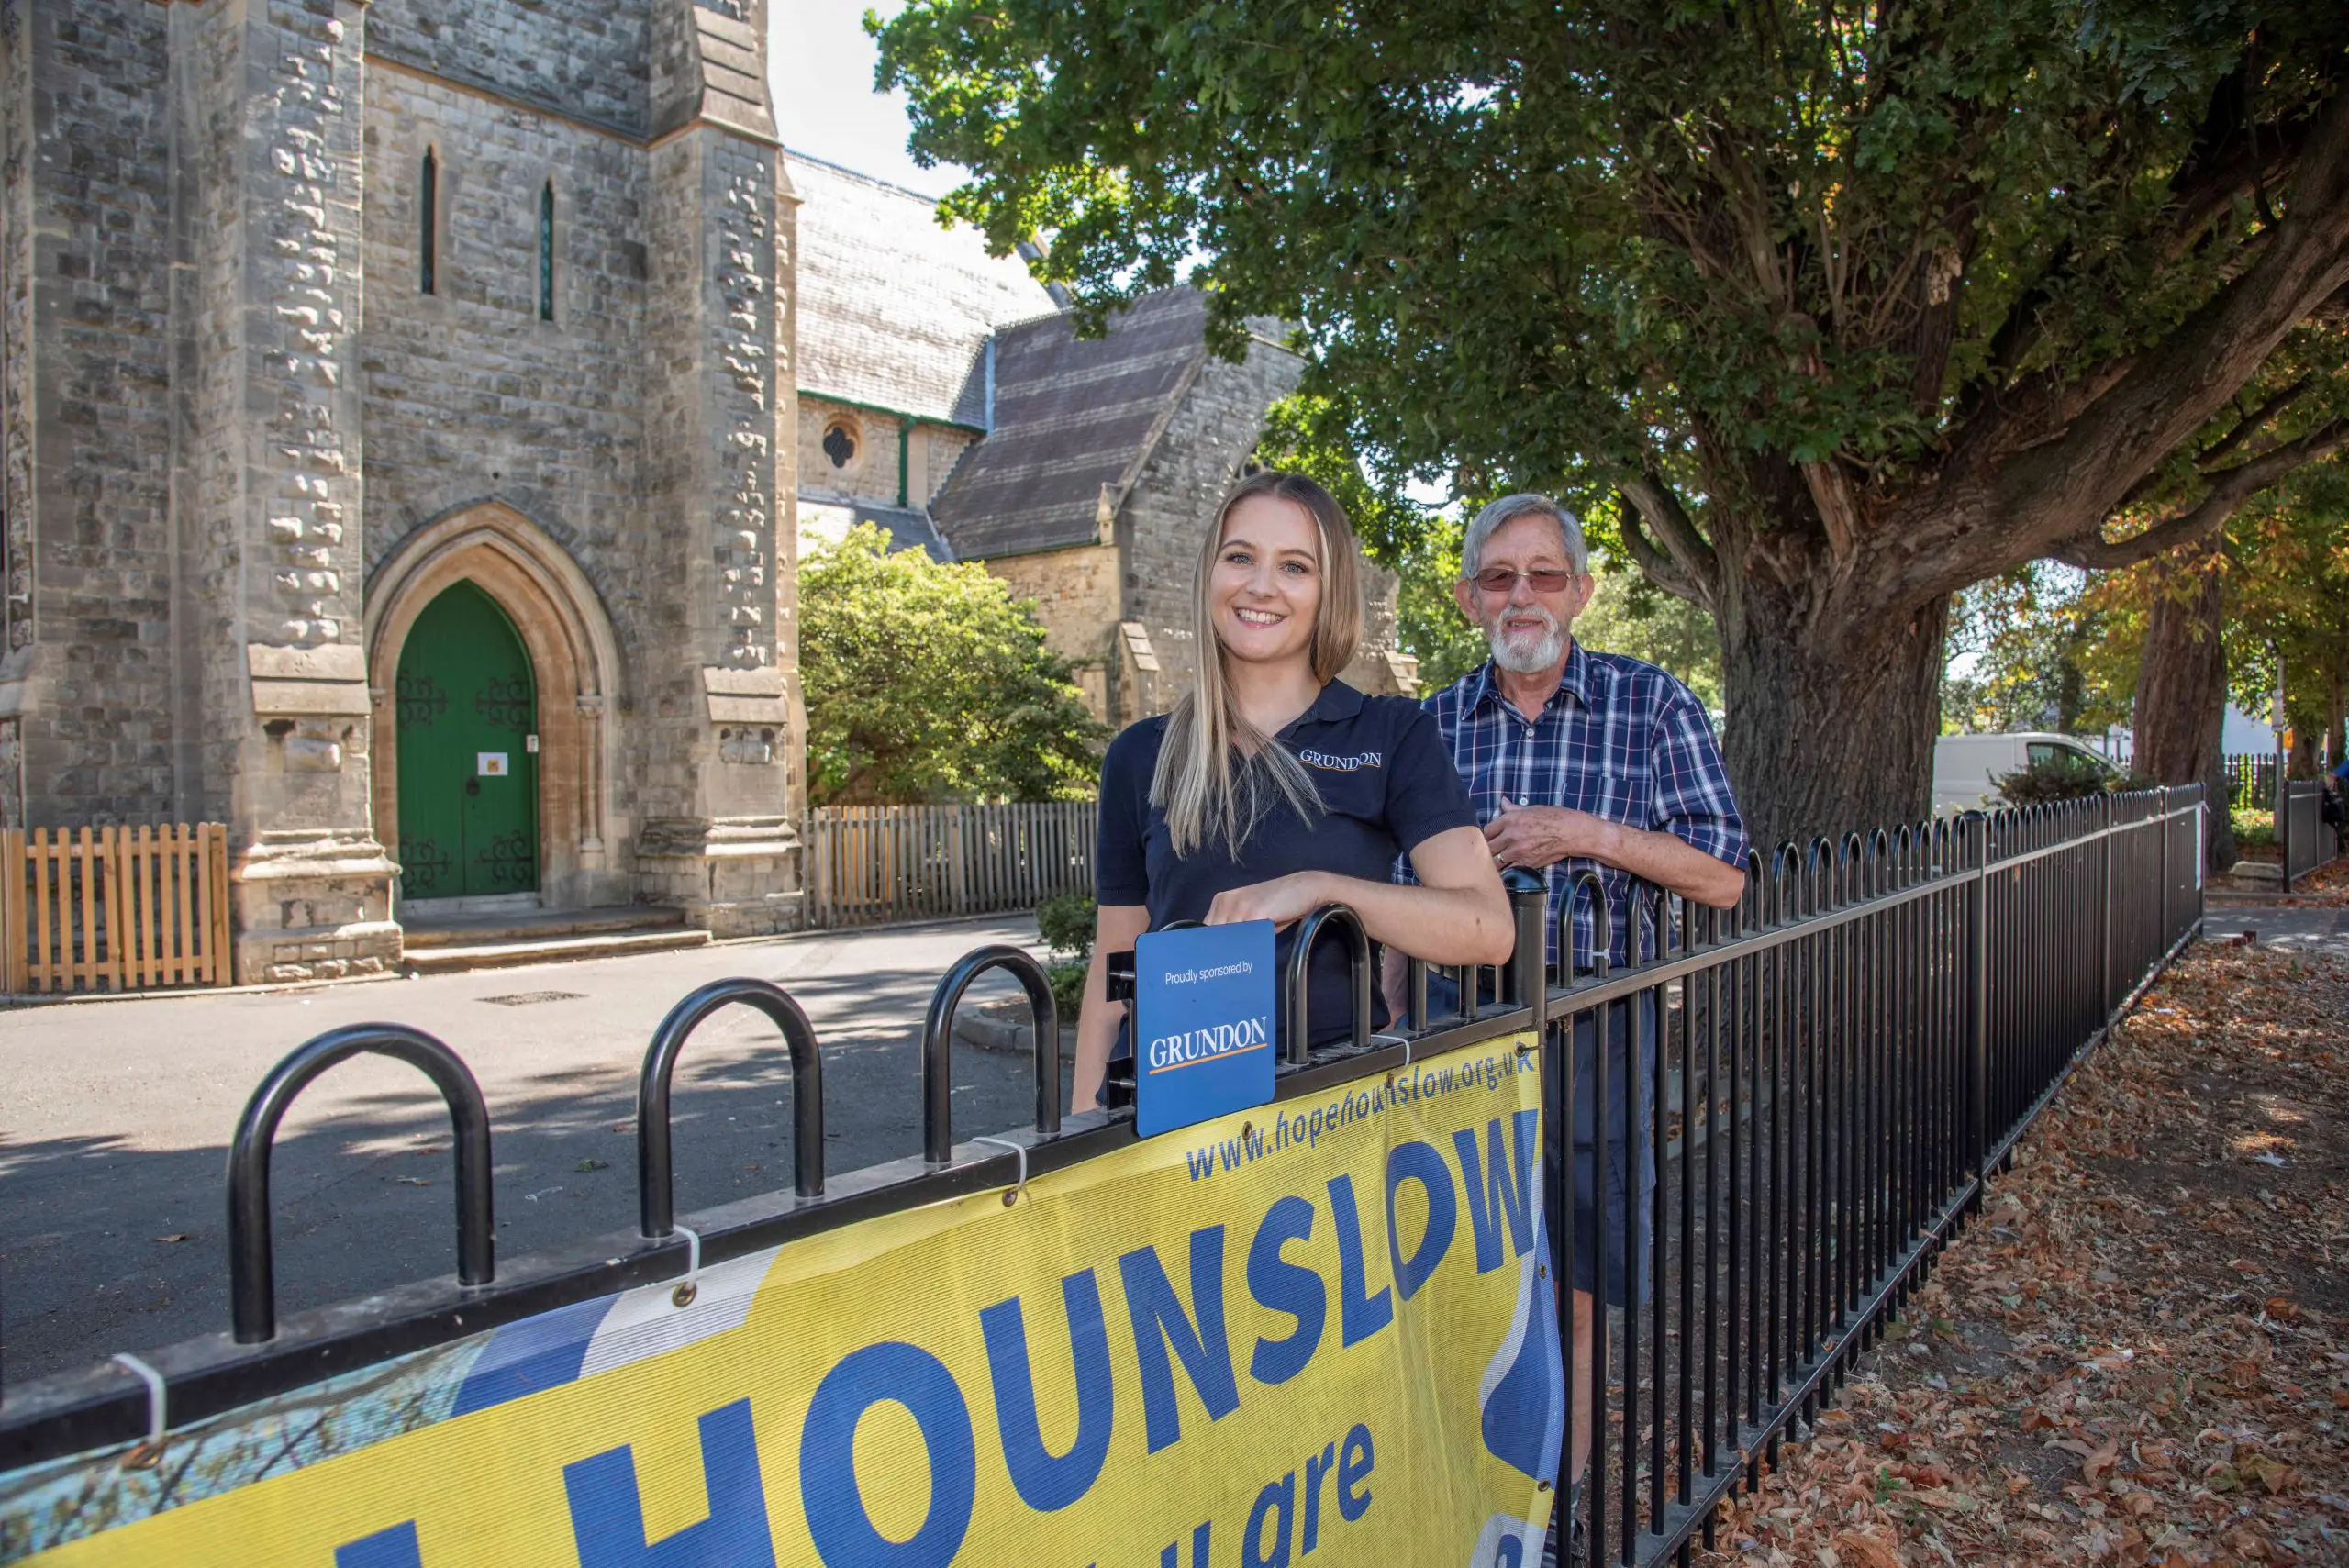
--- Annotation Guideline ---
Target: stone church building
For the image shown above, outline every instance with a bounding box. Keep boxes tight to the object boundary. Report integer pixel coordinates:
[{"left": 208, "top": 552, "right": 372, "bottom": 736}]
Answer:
[
  {"left": 3, "top": 0, "right": 802, "bottom": 981},
  {"left": 783, "top": 157, "right": 1417, "bottom": 726},
  {"left": 0, "top": 0, "right": 1408, "bottom": 984}
]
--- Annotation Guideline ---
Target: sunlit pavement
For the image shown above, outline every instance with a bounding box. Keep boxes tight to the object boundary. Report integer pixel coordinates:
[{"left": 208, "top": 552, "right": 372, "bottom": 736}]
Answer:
[
  {"left": 0, "top": 915, "right": 1061, "bottom": 1384},
  {"left": 2200, "top": 904, "right": 2349, "bottom": 961}
]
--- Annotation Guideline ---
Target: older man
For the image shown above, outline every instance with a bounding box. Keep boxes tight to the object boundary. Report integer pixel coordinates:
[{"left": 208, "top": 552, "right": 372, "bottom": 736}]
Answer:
[{"left": 1388, "top": 493, "right": 1748, "bottom": 1563}]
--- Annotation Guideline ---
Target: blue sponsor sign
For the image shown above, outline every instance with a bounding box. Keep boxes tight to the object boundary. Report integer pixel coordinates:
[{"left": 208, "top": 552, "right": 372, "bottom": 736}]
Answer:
[{"left": 1132, "top": 920, "right": 1278, "bottom": 1139}]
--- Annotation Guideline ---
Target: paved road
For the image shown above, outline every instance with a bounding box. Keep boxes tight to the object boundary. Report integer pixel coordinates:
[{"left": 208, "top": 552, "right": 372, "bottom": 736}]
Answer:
[
  {"left": 2201, "top": 901, "right": 2349, "bottom": 960},
  {"left": 0, "top": 917, "right": 1063, "bottom": 1385}
]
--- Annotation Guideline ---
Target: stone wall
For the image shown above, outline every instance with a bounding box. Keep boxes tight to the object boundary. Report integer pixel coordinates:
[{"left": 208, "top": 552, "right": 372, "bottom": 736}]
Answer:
[
  {"left": 359, "top": 71, "right": 649, "bottom": 686},
  {"left": 217, "top": 0, "right": 395, "bottom": 984},
  {"left": 633, "top": 119, "right": 799, "bottom": 935},
  {"left": 796, "top": 395, "right": 977, "bottom": 514},
  {"left": 0, "top": 2, "right": 30, "bottom": 828},
  {"left": 366, "top": 0, "right": 652, "bottom": 138},
  {"left": 0, "top": 0, "right": 799, "bottom": 967},
  {"left": 920, "top": 427, "right": 978, "bottom": 506},
  {"left": 3, "top": 0, "right": 178, "bottom": 828},
  {"left": 983, "top": 542, "right": 1121, "bottom": 719},
  {"left": 172, "top": 0, "right": 247, "bottom": 835},
  {"left": 797, "top": 397, "right": 898, "bottom": 505}
]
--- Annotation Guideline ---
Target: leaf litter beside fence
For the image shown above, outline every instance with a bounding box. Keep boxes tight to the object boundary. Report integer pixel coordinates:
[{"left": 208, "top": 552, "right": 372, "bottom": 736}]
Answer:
[{"left": 1696, "top": 943, "right": 2349, "bottom": 1567}]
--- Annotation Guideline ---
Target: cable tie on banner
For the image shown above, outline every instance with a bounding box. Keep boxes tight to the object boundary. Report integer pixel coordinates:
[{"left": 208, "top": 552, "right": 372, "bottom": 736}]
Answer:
[
  {"left": 669, "top": 1225, "right": 702, "bottom": 1309},
  {"left": 1370, "top": 1031, "right": 1415, "bottom": 1089},
  {"left": 972, "top": 1136, "right": 1029, "bottom": 1205},
  {"left": 109, "top": 1352, "right": 167, "bottom": 1465}
]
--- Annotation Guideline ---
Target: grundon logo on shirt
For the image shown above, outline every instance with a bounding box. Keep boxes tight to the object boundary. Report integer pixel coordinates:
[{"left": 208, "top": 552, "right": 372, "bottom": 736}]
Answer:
[
  {"left": 1146, "top": 1011, "right": 1271, "bottom": 1073},
  {"left": 1297, "top": 747, "right": 1384, "bottom": 772}
]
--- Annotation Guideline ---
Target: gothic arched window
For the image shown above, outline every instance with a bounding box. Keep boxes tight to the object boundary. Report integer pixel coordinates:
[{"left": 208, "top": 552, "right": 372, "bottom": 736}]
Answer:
[
  {"left": 419, "top": 149, "right": 439, "bottom": 295},
  {"left": 538, "top": 180, "right": 555, "bottom": 321}
]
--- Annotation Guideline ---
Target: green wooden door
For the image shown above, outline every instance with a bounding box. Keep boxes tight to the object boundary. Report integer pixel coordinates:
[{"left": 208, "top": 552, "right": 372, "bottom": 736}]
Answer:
[{"left": 395, "top": 581, "right": 540, "bottom": 900}]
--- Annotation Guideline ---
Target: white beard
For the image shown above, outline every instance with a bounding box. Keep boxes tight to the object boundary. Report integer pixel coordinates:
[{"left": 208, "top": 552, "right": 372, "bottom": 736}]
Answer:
[{"left": 1486, "top": 606, "right": 1568, "bottom": 674}]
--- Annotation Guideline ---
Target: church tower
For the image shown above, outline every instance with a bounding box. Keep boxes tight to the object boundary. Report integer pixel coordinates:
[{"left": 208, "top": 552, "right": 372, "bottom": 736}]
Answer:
[{"left": 0, "top": 0, "right": 803, "bottom": 982}]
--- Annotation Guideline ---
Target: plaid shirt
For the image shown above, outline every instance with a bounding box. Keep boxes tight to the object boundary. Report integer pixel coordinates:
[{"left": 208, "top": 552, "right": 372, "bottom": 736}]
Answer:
[{"left": 1399, "top": 642, "right": 1749, "bottom": 969}]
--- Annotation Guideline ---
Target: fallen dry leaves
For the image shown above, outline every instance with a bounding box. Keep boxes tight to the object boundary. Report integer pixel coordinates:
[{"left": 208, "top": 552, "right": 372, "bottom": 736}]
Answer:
[
  {"left": 1695, "top": 942, "right": 2349, "bottom": 1567},
  {"left": 2282, "top": 855, "right": 2349, "bottom": 905}
]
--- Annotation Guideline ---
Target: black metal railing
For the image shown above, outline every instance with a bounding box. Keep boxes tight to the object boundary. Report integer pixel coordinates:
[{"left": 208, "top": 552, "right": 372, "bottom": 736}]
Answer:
[
  {"left": 1503, "top": 786, "right": 2204, "bottom": 1565},
  {"left": 2224, "top": 751, "right": 2277, "bottom": 810},
  {"left": 1, "top": 789, "right": 2206, "bottom": 1568},
  {"left": 2280, "top": 777, "right": 2334, "bottom": 890}
]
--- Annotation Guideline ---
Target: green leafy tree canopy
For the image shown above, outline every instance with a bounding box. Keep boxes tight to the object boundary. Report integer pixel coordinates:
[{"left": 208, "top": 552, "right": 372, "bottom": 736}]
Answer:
[
  {"left": 879, "top": 0, "right": 2349, "bottom": 846},
  {"left": 799, "top": 526, "right": 1105, "bottom": 805}
]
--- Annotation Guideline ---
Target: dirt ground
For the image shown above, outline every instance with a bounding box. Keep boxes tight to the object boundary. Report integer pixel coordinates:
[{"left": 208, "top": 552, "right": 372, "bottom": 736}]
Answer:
[{"left": 1693, "top": 940, "right": 2349, "bottom": 1567}]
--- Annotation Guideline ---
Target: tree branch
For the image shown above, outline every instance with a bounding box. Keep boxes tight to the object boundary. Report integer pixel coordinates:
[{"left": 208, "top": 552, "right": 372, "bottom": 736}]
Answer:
[
  {"left": 2050, "top": 418, "right": 2349, "bottom": 570},
  {"left": 2104, "top": 374, "right": 2314, "bottom": 513},
  {"left": 1618, "top": 470, "right": 1720, "bottom": 607},
  {"left": 1617, "top": 496, "right": 1711, "bottom": 609},
  {"left": 1801, "top": 459, "right": 1861, "bottom": 565},
  {"left": 2195, "top": 376, "right": 2312, "bottom": 471},
  {"left": 1890, "top": 83, "right": 2349, "bottom": 603},
  {"left": 2154, "top": 66, "right": 2321, "bottom": 263}
]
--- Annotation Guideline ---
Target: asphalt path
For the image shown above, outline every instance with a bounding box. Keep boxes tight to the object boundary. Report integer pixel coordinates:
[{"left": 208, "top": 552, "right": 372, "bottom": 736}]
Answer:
[
  {"left": 0, "top": 916, "right": 1063, "bottom": 1385},
  {"left": 2201, "top": 901, "right": 2349, "bottom": 959}
]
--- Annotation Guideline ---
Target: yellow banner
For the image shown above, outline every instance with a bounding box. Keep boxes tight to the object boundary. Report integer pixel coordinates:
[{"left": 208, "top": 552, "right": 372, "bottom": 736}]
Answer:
[{"left": 6, "top": 1038, "right": 1558, "bottom": 1567}]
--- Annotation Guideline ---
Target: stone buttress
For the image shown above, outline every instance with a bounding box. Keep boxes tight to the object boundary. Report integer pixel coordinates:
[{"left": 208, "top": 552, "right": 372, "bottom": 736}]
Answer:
[{"left": 629, "top": 0, "right": 803, "bottom": 936}]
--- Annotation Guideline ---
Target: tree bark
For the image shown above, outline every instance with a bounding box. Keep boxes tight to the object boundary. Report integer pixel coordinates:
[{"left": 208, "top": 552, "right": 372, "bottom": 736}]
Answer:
[
  {"left": 1717, "top": 574, "right": 1949, "bottom": 855},
  {"left": 2131, "top": 547, "right": 2234, "bottom": 873},
  {"left": 2201, "top": 743, "right": 2240, "bottom": 873}
]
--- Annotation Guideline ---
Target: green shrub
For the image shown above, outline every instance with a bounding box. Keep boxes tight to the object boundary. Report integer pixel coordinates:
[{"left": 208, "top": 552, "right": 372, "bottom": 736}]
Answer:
[
  {"left": 1036, "top": 893, "right": 1097, "bottom": 960},
  {"left": 2231, "top": 806, "right": 2277, "bottom": 848},
  {"left": 799, "top": 525, "right": 1105, "bottom": 805},
  {"left": 1046, "top": 959, "right": 1089, "bottom": 1025},
  {"left": 1036, "top": 893, "right": 1097, "bottom": 1022},
  {"left": 1989, "top": 751, "right": 2151, "bottom": 805}
]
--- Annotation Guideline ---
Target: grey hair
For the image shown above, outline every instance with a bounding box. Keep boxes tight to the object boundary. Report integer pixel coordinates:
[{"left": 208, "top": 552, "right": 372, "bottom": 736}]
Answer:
[{"left": 1458, "top": 494, "right": 1588, "bottom": 578}]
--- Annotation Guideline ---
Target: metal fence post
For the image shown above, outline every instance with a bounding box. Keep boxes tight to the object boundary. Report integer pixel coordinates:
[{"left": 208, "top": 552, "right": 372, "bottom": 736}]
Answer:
[
  {"left": 2278, "top": 774, "right": 2296, "bottom": 895},
  {"left": 1967, "top": 814, "right": 1989, "bottom": 1182},
  {"left": 1505, "top": 866, "right": 1547, "bottom": 1039},
  {"left": 2099, "top": 792, "right": 2113, "bottom": 1017},
  {"left": 2157, "top": 786, "right": 2171, "bottom": 944},
  {"left": 2197, "top": 786, "right": 2210, "bottom": 927}
]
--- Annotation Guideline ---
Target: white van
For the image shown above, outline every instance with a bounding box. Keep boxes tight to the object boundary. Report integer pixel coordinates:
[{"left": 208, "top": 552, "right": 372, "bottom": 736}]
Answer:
[{"left": 1932, "top": 732, "right": 2120, "bottom": 814}]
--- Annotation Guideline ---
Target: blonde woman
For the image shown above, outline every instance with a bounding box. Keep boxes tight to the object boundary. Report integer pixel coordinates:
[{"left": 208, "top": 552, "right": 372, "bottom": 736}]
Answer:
[{"left": 1071, "top": 471, "right": 1514, "bottom": 1111}]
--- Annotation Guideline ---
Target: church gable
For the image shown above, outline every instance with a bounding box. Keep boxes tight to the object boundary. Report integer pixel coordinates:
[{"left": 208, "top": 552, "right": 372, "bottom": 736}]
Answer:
[
  {"left": 785, "top": 151, "right": 1058, "bottom": 429},
  {"left": 928, "top": 288, "right": 1215, "bottom": 562}
]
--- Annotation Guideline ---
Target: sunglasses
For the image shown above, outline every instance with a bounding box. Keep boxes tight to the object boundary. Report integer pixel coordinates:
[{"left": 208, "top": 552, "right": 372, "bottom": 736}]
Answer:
[{"left": 1468, "top": 567, "right": 1582, "bottom": 595}]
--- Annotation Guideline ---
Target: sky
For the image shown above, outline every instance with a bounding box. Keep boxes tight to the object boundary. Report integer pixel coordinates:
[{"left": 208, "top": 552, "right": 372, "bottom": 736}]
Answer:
[{"left": 768, "top": 1, "right": 968, "bottom": 197}]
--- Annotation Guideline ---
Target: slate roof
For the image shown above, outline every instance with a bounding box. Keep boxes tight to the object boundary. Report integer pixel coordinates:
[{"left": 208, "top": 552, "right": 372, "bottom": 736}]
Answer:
[
  {"left": 786, "top": 151, "right": 1060, "bottom": 428},
  {"left": 852, "top": 503, "right": 955, "bottom": 563},
  {"left": 929, "top": 289, "right": 1219, "bottom": 560}
]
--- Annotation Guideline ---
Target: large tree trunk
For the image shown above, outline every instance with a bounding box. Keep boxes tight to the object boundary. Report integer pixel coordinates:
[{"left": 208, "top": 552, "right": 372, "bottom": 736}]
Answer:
[
  {"left": 2132, "top": 548, "right": 2234, "bottom": 873},
  {"left": 1717, "top": 575, "right": 1949, "bottom": 855},
  {"left": 2288, "top": 727, "right": 2321, "bottom": 780}
]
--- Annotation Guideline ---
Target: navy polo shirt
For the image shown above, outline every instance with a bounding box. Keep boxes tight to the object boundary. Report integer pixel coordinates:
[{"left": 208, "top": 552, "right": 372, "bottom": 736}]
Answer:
[{"left": 1096, "top": 680, "right": 1479, "bottom": 1051}]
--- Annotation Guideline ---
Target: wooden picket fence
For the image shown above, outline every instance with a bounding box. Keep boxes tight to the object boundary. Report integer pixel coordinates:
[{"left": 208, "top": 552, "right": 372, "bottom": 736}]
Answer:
[
  {"left": 1, "top": 824, "right": 233, "bottom": 994},
  {"left": 802, "top": 802, "right": 1096, "bottom": 929}
]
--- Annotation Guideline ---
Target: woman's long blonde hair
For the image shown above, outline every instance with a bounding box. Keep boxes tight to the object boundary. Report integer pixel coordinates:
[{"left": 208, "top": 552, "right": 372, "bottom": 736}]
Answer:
[{"left": 1151, "top": 470, "right": 1364, "bottom": 858}]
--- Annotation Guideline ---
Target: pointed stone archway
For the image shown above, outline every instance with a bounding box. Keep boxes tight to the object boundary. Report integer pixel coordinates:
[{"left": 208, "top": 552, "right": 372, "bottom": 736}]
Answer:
[{"left": 367, "top": 504, "right": 628, "bottom": 910}]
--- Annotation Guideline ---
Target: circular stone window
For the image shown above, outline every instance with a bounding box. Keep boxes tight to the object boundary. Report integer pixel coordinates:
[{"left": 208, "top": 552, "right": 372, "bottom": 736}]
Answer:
[{"left": 820, "top": 416, "right": 861, "bottom": 471}]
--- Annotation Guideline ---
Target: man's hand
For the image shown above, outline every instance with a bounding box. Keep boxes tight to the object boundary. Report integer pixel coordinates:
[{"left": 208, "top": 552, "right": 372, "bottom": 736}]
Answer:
[
  {"left": 1205, "top": 871, "right": 1333, "bottom": 929},
  {"left": 1484, "top": 798, "right": 1616, "bottom": 872}
]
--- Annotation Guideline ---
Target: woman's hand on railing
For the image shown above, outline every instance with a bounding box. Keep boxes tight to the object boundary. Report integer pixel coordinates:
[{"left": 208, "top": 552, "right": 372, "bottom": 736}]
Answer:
[{"left": 1203, "top": 871, "right": 1336, "bottom": 928}]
